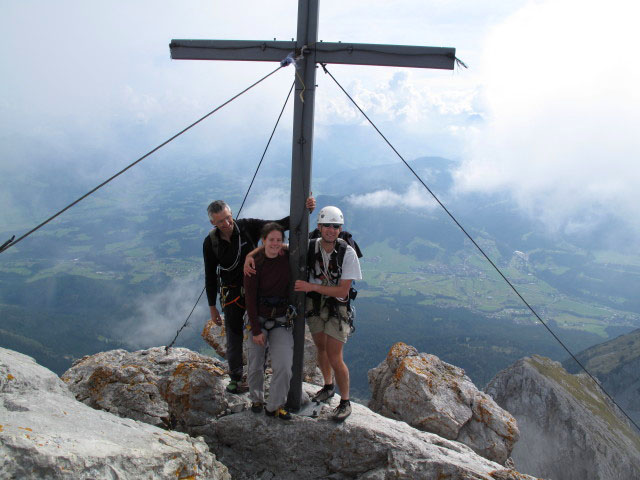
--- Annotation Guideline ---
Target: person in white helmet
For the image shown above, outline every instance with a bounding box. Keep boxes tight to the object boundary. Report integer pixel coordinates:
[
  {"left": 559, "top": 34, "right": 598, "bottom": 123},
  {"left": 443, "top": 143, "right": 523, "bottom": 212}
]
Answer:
[{"left": 294, "top": 206, "right": 362, "bottom": 422}]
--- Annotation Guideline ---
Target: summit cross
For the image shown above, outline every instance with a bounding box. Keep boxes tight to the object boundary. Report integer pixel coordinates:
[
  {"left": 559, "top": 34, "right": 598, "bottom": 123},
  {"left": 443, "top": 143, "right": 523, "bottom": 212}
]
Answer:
[{"left": 169, "top": 0, "right": 456, "bottom": 409}]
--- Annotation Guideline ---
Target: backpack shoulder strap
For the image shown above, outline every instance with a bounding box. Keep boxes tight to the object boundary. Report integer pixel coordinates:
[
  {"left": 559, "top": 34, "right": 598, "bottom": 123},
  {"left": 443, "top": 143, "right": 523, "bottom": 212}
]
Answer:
[
  {"left": 306, "top": 237, "right": 319, "bottom": 270},
  {"left": 338, "top": 230, "right": 363, "bottom": 258},
  {"left": 336, "top": 238, "right": 348, "bottom": 271}
]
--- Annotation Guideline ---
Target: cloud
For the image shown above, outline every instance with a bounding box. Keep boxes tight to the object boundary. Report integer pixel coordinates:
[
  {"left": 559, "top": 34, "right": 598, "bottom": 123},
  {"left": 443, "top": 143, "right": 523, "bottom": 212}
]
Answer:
[
  {"left": 317, "top": 70, "right": 479, "bottom": 126},
  {"left": 346, "top": 182, "right": 438, "bottom": 210},
  {"left": 117, "top": 274, "right": 207, "bottom": 349},
  {"left": 455, "top": 0, "right": 640, "bottom": 236},
  {"left": 238, "top": 187, "right": 290, "bottom": 221}
]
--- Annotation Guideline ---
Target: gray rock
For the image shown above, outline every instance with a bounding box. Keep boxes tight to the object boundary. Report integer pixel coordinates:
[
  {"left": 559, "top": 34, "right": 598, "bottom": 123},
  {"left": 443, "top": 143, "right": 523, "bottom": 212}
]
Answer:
[
  {"left": 0, "top": 347, "right": 229, "bottom": 480},
  {"left": 209, "top": 384, "right": 538, "bottom": 480},
  {"left": 601, "top": 355, "right": 640, "bottom": 424},
  {"left": 486, "top": 355, "right": 640, "bottom": 480},
  {"left": 368, "top": 342, "right": 519, "bottom": 465},
  {"left": 61, "top": 346, "right": 245, "bottom": 431}
]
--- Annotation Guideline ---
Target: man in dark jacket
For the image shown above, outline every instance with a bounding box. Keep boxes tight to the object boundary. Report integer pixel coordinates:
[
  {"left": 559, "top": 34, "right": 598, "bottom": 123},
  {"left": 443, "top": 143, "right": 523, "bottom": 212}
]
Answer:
[{"left": 204, "top": 198, "right": 315, "bottom": 393}]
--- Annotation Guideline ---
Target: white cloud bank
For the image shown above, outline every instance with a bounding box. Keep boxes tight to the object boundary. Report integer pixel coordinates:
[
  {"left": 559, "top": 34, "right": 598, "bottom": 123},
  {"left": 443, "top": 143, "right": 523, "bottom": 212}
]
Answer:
[
  {"left": 118, "top": 274, "right": 207, "bottom": 349},
  {"left": 347, "top": 182, "right": 438, "bottom": 210},
  {"left": 238, "top": 187, "right": 290, "bottom": 222},
  {"left": 456, "top": 0, "right": 640, "bottom": 236}
]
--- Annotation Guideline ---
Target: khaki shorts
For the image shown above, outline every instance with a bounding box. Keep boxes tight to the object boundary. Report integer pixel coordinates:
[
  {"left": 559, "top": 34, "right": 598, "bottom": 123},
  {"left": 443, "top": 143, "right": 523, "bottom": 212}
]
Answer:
[{"left": 306, "top": 297, "right": 350, "bottom": 344}]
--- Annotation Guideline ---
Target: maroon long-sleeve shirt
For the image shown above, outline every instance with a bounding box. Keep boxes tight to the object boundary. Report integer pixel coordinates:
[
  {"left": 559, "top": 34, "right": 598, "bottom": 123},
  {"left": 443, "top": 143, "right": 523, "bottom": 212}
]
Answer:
[{"left": 243, "top": 252, "right": 290, "bottom": 335}]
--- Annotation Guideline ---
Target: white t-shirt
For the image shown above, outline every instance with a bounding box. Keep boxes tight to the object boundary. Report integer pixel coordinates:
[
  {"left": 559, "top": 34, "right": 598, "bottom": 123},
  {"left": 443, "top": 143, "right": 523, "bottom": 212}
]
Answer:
[{"left": 337, "top": 245, "right": 362, "bottom": 281}]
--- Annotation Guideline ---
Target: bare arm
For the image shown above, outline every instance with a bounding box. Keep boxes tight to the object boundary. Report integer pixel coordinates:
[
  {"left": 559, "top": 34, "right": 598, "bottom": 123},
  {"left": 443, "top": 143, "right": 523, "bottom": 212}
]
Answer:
[{"left": 294, "top": 278, "right": 352, "bottom": 300}]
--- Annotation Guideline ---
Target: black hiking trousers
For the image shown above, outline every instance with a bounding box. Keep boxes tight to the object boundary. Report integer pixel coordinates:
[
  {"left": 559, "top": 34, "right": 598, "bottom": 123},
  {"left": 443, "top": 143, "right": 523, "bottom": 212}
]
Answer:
[{"left": 223, "top": 300, "right": 245, "bottom": 381}]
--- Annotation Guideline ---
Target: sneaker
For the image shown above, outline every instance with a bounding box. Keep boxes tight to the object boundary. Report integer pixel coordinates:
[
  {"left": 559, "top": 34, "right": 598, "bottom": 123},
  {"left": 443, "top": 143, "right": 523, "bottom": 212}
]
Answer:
[
  {"left": 312, "top": 384, "right": 335, "bottom": 403},
  {"left": 251, "top": 401, "right": 264, "bottom": 413},
  {"left": 265, "top": 406, "right": 292, "bottom": 420},
  {"left": 332, "top": 400, "right": 351, "bottom": 422}
]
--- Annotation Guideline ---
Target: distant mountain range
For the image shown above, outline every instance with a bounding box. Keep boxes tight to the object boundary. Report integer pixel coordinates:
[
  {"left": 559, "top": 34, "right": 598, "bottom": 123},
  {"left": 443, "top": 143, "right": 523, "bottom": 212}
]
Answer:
[{"left": 2, "top": 155, "right": 640, "bottom": 404}]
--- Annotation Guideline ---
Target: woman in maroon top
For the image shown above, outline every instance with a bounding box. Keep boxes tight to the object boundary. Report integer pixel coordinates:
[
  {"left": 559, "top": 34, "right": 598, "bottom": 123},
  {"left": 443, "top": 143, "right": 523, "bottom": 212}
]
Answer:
[{"left": 243, "top": 223, "right": 293, "bottom": 419}]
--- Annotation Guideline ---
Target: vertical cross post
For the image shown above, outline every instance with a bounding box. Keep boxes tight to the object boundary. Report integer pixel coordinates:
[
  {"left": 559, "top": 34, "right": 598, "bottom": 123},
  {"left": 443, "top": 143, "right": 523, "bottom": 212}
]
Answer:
[{"left": 286, "top": 0, "right": 319, "bottom": 410}]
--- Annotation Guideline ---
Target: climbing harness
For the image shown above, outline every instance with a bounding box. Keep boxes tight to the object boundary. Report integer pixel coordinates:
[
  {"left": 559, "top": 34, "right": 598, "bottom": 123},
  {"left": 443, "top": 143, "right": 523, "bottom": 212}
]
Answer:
[
  {"left": 220, "top": 285, "right": 245, "bottom": 309},
  {"left": 259, "top": 302, "right": 296, "bottom": 331},
  {"left": 261, "top": 316, "right": 291, "bottom": 331}
]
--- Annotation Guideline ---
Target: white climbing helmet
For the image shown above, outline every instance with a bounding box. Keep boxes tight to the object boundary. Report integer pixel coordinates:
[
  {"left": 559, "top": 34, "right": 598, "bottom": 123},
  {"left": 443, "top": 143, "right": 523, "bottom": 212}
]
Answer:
[{"left": 317, "top": 206, "right": 344, "bottom": 225}]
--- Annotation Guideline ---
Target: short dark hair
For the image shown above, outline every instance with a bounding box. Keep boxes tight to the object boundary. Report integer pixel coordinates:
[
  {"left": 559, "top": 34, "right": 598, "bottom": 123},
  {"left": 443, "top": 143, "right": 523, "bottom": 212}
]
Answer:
[
  {"left": 260, "top": 222, "right": 284, "bottom": 241},
  {"left": 207, "top": 200, "right": 230, "bottom": 221}
]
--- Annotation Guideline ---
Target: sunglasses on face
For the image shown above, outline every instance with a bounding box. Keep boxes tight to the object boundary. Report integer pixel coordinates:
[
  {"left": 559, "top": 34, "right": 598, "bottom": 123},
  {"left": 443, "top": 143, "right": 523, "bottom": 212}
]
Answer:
[{"left": 320, "top": 223, "right": 341, "bottom": 229}]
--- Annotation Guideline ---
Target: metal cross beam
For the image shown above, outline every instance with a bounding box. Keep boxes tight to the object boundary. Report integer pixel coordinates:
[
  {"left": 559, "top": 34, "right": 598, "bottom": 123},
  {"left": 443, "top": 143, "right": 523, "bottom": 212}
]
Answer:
[
  {"left": 170, "top": 39, "right": 455, "bottom": 70},
  {"left": 170, "top": 0, "right": 455, "bottom": 410}
]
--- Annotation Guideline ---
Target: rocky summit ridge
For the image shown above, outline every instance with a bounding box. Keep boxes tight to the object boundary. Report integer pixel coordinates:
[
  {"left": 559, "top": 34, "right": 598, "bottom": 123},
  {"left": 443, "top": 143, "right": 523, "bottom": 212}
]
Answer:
[
  {"left": 1, "top": 345, "right": 537, "bottom": 479},
  {"left": 4, "top": 338, "right": 639, "bottom": 480}
]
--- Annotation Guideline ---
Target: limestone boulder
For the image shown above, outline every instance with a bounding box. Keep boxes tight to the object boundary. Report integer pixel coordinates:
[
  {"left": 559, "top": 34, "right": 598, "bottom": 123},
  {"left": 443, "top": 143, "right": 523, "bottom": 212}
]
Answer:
[
  {"left": 368, "top": 342, "right": 519, "bottom": 465},
  {"left": 201, "top": 317, "right": 233, "bottom": 361},
  {"left": 486, "top": 355, "right": 640, "bottom": 480},
  {"left": 61, "top": 346, "right": 247, "bottom": 432},
  {"left": 0, "top": 347, "right": 229, "bottom": 480}
]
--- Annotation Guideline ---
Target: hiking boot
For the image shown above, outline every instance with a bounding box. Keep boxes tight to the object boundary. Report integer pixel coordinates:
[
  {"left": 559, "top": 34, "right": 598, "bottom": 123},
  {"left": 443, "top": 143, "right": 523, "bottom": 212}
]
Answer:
[
  {"left": 265, "top": 406, "right": 292, "bottom": 420},
  {"left": 312, "top": 384, "right": 335, "bottom": 403},
  {"left": 332, "top": 400, "right": 351, "bottom": 422},
  {"left": 251, "top": 402, "right": 264, "bottom": 413}
]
